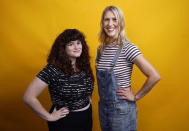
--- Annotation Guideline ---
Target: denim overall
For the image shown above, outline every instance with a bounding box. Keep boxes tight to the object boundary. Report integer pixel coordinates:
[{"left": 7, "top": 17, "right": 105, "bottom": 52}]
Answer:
[{"left": 96, "top": 43, "right": 137, "bottom": 131}]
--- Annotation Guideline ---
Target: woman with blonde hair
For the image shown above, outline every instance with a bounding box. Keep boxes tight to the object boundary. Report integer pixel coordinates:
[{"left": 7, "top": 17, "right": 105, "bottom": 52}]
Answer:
[{"left": 96, "top": 6, "right": 160, "bottom": 131}]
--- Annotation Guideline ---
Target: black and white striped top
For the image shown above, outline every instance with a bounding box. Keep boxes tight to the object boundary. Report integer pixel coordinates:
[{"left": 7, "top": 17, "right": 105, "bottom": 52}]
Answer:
[
  {"left": 96, "top": 42, "right": 142, "bottom": 88},
  {"left": 37, "top": 64, "right": 94, "bottom": 110}
]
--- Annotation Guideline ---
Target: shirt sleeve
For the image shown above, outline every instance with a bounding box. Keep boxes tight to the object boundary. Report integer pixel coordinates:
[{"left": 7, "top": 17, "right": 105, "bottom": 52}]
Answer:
[
  {"left": 36, "top": 64, "right": 52, "bottom": 85},
  {"left": 124, "top": 43, "right": 142, "bottom": 62}
]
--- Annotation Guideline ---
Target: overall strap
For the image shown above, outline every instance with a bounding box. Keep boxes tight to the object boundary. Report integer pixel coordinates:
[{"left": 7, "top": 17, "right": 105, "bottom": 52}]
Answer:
[
  {"left": 95, "top": 46, "right": 101, "bottom": 63},
  {"left": 96, "top": 42, "right": 127, "bottom": 68},
  {"left": 111, "top": 45, "right": 123, "bottom": 68}
]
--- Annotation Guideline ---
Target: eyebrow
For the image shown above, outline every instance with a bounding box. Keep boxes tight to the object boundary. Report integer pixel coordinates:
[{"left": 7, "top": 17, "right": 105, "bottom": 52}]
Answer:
[
  {"left": 69, "top": 41, "right": 76, "bottom": 43},
  {"left": 104, "top": 16, "right": 116, "bottom": 19}
]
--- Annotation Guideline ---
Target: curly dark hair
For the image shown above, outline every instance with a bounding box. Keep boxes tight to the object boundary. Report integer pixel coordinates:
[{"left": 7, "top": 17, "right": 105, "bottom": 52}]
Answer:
[{"left": 47, "top": 29, "right": 94, "bottom": 81}]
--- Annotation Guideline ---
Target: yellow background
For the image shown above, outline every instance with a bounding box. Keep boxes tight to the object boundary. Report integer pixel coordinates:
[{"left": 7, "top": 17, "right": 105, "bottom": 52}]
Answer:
[{"left": 0, "top": 0, "right": 189, "bottom": 130}]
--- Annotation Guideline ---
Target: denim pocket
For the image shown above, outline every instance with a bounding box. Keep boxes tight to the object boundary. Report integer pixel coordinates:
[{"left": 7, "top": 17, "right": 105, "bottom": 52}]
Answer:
[{"left": 115, "top": 103, "right": 130, "bottom": 115}]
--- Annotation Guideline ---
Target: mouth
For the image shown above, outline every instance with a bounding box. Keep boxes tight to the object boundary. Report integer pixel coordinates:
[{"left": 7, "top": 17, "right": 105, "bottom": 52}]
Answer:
[
  {"left": 73, "top": 50, "right": 81, "bottom": 53},
  {"left": 105, "top": 27, "right": 115, "bottom": 32}
]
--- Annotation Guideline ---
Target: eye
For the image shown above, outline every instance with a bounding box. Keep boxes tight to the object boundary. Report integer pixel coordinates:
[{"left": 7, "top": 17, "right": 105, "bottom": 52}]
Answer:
[
  {"left": 104, "top": 18, "right": 109, "bottom": 22},
  {"left": 77, "top": 41, "right": 81, "bottom": 45},
  {"left": 67, "top": 42, "right": 73, "bottom": 46},
  {"left": 113, "top": 18, "right": 117, "bottom": 22}
]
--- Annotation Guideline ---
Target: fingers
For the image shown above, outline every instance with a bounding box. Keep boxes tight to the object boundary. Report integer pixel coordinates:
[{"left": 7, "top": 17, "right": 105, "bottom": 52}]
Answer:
[
  {"left": 53, "top": 107, "right": 69, "bottom": 118},
  {"left": 118, "top": 95, "right": 128, "bottom": 100},
  {"left": 57, "top": 107, "right": 69, "bottom": 115},
  {"left": 53, "top": 107, "right": 69, "bottom": 112},
  {"left": 116, "top": 87, "right": 135, "bottom": 101},
  {"left": 116, "top": 91, "right": 127, "bottom": 99},
  {"left": 116, "top": 91, "right": 126, "bottom": 96},
  {"left": 48, "top": 107, "right": 71, "bottom": 121},
  {"left": 116, "top": 87, "right": 130, "bottom": 96},
  {"left": 117, "top": 87, "right": 131, "bottom": 91},
  {"left": 58, "top": 107, "right": 69, "bottom": 112}
]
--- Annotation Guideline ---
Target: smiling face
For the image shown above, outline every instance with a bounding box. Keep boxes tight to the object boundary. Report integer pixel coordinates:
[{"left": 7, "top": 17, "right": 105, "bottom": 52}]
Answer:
[
  {"left": 65, "top": 40, "right": 82, "bottom": 62},
  {"left": 103, "top": 10, "right": 119, "bottom": 41}
]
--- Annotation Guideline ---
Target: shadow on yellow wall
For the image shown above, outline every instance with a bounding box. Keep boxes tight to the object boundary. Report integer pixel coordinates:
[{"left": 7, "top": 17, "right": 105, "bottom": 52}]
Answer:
[{"left": 0, "top": 0, "right": 189, "bottom": 130}]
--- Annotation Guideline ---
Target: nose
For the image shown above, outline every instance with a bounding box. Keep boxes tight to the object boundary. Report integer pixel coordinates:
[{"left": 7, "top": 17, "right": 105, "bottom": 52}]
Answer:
[
  {"left": 108, "top": 19, "right": 113, "bottom": 26},
  {"left": 73, "top": 43, "right": 79, "bottom": 49}
]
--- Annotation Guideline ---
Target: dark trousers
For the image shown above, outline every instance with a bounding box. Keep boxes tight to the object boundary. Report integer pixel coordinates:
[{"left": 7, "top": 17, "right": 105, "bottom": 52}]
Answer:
[{"left": 48, "top": 105, "right": 92, "bottom": 131}]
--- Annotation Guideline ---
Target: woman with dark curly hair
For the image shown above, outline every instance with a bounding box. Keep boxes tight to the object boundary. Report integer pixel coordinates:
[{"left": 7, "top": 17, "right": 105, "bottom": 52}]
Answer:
[{"left": 23, "top": 29, "right": 94, "bottom": 131}]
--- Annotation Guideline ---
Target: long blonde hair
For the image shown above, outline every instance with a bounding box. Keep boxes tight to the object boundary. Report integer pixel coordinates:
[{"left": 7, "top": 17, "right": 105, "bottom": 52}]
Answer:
[{"left": 99, "top": 6, "right": 128, "bottom": 53}]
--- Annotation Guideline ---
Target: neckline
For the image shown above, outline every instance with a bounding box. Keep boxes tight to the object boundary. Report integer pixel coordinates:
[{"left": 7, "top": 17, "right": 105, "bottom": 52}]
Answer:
[
  {"left": 70, "top": 71, "right": 84, "bottom": 78},
  {"left": 106, "top": 44, "right": 119, "bottom": 48}
]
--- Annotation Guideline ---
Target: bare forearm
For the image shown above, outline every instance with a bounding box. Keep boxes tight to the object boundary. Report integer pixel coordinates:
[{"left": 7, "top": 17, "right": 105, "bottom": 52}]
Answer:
[
  {"left": 133, "top": 55, "right": 161, "bottom": 101},
  {"left": 135, "top": 75, "right": 160, "bottom": 101},
  {"left": 23, "top": 97, "right": 51, "bottom": 121}
]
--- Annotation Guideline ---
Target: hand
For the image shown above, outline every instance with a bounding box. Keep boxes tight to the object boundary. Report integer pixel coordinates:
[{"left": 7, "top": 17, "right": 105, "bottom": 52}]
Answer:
[
  {"left": 116, "top": 87, "right": 136, "bottom": 102},
  {"left": 48, "top": 107, "right": 69, "bottom": 122}
]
